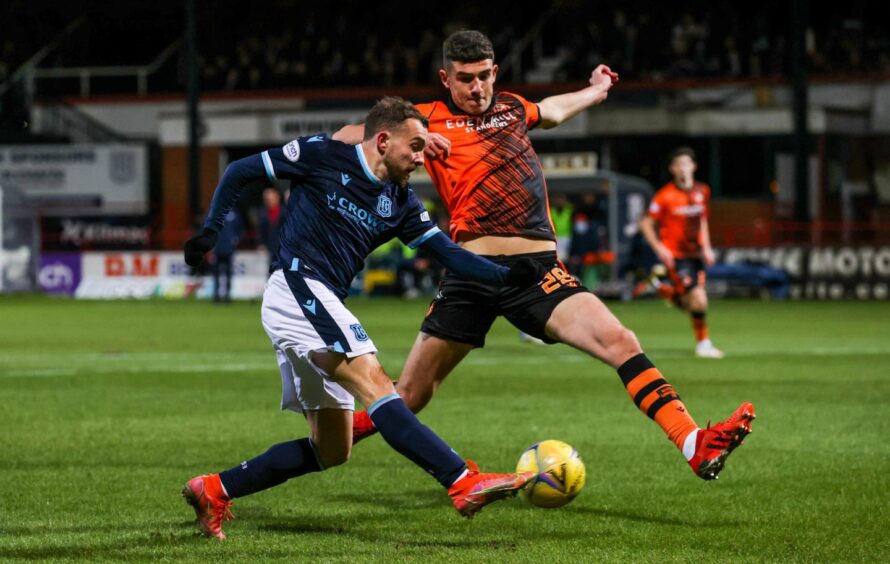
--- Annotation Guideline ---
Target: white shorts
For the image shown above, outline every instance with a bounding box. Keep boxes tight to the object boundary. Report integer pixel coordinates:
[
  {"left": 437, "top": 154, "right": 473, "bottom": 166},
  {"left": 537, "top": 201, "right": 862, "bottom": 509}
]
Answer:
[{"left": 261, "top": 270, "right": 377, "bottom": 414}]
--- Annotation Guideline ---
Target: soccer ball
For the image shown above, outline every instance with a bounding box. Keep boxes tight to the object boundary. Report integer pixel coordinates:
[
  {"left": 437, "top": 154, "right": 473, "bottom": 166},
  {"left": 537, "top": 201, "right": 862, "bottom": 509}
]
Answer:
[{"left": 516, "top": 440, "right": 586, "bottom": 508}]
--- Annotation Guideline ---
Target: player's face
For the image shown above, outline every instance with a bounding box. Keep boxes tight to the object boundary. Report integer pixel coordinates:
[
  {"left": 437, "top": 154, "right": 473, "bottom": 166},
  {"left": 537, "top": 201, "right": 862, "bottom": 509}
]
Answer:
[
  {"left": 382, "top": 118, "right": 427, "bottom": 186},
  {"left": 669, "top": 155, "right": 697, "bottom": 189},
  {"left": 440, "top": 60, "right": 498, "bottom": 115}
]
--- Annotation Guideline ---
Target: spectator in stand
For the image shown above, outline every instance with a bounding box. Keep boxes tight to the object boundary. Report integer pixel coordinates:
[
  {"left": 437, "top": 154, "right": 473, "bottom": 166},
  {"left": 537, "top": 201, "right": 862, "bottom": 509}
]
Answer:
[
  {"left": 398, "top": 198, "right": 446, "bottom": 297},
  {"left": 17, "top": 2, "right": 890, "bottom": 96},
  {"left": 568, "top": 192, "right": 607, "bottom": 274},
  {"left": 397, "top": 242, "right": 442, "bottom": 299},
  {"left": 550, "top": 193, "right": 574, "bottom": 262},
  {"left": 212, "top": 209, "right": 243, "bottom": 303},
  {"left": 258, "top": 187, "right": 283, "bottom": 270}
]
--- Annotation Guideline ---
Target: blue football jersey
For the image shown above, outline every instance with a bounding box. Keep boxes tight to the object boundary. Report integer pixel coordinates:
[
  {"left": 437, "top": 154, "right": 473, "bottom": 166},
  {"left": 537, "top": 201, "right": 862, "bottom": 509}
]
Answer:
[{"left": 261, "top": 134, "right": 440, "bottom": 299}]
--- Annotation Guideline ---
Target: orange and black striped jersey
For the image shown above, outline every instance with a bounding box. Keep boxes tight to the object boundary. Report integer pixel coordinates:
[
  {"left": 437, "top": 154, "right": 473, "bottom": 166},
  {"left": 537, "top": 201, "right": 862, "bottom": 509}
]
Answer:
[
  {"left": 414, "top": 92, "right": 555, "bottom": 242},
  {"left": 647, "top": 181, "right": 711, "bottom": 259}
]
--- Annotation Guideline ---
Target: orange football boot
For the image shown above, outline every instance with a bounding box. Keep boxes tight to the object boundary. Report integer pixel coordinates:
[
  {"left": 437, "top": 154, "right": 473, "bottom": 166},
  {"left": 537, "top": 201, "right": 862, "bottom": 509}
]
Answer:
[
  {"left": 688, "top": 402, "right": 756, "bottom": 480},
  {"left": 182, "top": 473, "right": 234, "bottom": 540},
  {"left": 448, "top": 460, "right": 536, "bottom": 518}
]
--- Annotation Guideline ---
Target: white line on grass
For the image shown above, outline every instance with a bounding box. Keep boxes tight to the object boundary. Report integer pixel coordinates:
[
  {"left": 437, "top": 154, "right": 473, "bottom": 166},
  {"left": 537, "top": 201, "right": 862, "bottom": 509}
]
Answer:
[
  {"left": 1, "top": 363, "right": 273, "bottom": 378},
  {"left": 3, "top": 345, "right": 887, "bottom": 378}
]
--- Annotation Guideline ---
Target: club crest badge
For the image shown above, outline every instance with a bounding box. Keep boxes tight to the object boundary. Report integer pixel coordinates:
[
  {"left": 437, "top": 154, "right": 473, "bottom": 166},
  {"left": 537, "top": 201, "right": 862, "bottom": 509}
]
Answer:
[
  {"left": 376, "top": 194, "right": 392, "bottom": 218},
  {"left": 350, "top": 323, "right": 369, "bottom": 341}
]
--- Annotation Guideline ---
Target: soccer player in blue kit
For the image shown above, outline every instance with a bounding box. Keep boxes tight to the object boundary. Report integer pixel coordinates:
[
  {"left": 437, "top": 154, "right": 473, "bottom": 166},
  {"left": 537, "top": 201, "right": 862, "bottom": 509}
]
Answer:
[{"left": 180, "top": 97, "right": 544, "bottom": 540}]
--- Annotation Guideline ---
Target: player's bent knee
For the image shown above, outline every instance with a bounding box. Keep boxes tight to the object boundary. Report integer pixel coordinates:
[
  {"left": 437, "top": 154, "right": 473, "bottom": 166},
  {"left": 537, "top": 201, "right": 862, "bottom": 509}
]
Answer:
[
  {"left": 398, "top": 382, "right": 433, "bottom": 413},
  {"left": 626, "top": 327, "right": 642, "bottom": 347},
  {"left": 690, "top": 287, "right": 708, "bottom": 310},
  {"left": 317, "top": 444, "right": 351, "bottom": 469},
  {"left": 362, "top": 364, "right": 396, "bottom": 399},
  {"left": 320, "top": 455, "right": 350, "bottom": 469},
  {"left": 611, "top": 327, "right": 642, "bottom": 358}
]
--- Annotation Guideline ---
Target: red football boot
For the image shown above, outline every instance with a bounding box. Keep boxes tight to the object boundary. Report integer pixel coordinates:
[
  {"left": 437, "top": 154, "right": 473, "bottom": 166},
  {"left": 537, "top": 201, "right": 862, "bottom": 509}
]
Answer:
[
  {"left": 182, "top": 473, "right": 234, "bottom": 540},
  {"left": 688, "top": 402, "right": 756, "bottom": 480},
  {"left": 448, "top": 460, "right": 536, "bottom": 518},
  {"left": 352, "top": 410, "right": 378, "bottom": 444}
]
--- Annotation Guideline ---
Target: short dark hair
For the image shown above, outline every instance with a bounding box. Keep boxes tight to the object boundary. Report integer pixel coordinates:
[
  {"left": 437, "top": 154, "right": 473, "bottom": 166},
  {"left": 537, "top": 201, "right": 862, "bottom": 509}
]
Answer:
[
  {"left": 364, "top": 96, "right": 428, "bottom": 140},
  {"left": 668, "top": 146, "right": 696, "bottom": 164},
  {"left": 442, "top": 30, "right": 495, "bottom": 67}
]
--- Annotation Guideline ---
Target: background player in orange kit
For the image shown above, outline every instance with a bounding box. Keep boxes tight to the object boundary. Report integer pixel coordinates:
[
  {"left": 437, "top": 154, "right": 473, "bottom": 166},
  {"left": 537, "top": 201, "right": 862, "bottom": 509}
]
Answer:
[
  {"left": 336, "top": 31, "right": 754, "bottom": 480},
  {"left": 639, "top": 147, "right": 724, "bottom": 359}
]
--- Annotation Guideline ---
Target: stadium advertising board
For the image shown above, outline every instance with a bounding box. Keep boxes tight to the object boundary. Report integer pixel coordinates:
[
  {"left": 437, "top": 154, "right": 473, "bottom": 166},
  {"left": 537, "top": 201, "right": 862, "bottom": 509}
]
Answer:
[
  {"left": 38, "top": 251, "right": 269, "bottom": 299},
  {"left": 719, "top": 246, "right": 890, "bottom": 300},
  {"left": 38, "top": 252, "right": 83, "bottom": 296},
  {"left": 273, "top": 111, "right": 367, "bottom": 140},
  {"left": 41, "top": 216, "right": 152, "bottom": 250},
  {"left": 0, "top": 144, "right": 148, "bottom": 214}
]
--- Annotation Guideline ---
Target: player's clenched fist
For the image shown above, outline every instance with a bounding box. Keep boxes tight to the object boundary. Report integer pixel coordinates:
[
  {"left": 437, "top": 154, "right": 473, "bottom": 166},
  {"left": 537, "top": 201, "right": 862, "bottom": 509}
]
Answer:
[
  {"left": 424, "top": 132, "right": 452, "bottom": 160},
  {"left": 590, "top": 64, "right": 619, "bottom": 86},
  {"left": 184, "top": 228, "right": 219, "bottom": 267}
]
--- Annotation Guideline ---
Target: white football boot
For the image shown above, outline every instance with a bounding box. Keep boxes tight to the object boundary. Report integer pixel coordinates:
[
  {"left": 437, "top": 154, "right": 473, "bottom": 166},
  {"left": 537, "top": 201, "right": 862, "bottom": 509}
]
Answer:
[{"left": 695, "top": 339, "right": 725, "bottom": 359}]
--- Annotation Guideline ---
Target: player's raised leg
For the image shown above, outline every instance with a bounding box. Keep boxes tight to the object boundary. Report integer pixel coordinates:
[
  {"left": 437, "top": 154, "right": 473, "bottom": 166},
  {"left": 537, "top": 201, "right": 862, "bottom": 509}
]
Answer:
[
  {"left": 315, "top": 350, "right": 534, "bottom": 518},
  {"left": 544, "top": 291, "right": 753, "bottom": 479},
  {"left": 352, "top": 332, "right": 474, "bottom": 443}
]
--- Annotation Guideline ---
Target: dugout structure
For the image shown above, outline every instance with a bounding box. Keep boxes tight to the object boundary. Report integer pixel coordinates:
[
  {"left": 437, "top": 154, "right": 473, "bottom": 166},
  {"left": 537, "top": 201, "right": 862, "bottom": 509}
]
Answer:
[
  {"left": 409, "top": 164, "right": 653, "bottom": 294},
  {"left": 546, "top": 171, "right": 654, "bottom": 294}
]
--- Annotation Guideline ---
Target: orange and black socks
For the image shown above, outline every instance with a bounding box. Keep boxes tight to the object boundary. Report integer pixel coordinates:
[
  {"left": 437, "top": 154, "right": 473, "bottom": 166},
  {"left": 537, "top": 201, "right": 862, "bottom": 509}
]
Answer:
[
  {"left": 691, "top": 311, "right": 708, "bottom": 342},
  {"left": 617, "top": 353, "right": 698, "bottom": 452}
]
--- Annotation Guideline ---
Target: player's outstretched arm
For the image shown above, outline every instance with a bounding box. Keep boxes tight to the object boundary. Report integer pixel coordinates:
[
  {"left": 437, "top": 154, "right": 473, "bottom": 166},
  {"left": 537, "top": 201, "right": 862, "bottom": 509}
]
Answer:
[
  {"left": 332, "top": 124, "right": 365, "bottom": 144},
  {"left": 183, "top": 154, "right": 267, "bottom": 267},
  {"left": 537, "top": 64, "right": 619, "bottom": 129},
  {"left": 419, "top": 231, "right": 545, "bottom": 286},
  {"left": 700, "top": 217, "right": 715, "bottom": 266}
]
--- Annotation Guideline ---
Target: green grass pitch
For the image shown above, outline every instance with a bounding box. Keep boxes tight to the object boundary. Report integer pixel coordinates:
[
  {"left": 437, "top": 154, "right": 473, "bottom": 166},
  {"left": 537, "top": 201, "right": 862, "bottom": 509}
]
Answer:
[{"left": 1, "top": 295, "right": 889, "bottom": 562}]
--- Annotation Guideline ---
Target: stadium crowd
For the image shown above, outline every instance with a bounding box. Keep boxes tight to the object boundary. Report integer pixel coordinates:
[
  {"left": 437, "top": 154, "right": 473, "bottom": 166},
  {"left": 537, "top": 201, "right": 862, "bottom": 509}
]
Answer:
[
  {"left": 197, "top": 1, "right": 890, "bottom": 90},
  {"left": 2, "top": 1, "right": 888, "bottom": 94}
]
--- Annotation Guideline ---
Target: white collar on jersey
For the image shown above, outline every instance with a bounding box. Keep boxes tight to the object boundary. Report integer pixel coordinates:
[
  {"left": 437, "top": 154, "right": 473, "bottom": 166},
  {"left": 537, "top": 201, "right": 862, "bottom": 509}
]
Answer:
[{"left": 355, "top": 145, "right": 385, "bottom": 186}]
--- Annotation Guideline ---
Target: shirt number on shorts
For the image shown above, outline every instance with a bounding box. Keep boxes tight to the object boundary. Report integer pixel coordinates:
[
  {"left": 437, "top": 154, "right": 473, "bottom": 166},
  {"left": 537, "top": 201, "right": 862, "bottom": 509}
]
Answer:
[{"left": 540, "top": 267, "right": 578, "bottom": 294}]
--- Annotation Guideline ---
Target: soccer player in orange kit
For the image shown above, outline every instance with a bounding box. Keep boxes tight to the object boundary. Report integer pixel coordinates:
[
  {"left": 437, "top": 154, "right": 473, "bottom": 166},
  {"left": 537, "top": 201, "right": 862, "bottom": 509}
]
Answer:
[
  {"left": 337, "top": 31, "right": 754, "bottom": 480},
  {"left": 639, "top": 147, "right": 724, "bottom": 359}
]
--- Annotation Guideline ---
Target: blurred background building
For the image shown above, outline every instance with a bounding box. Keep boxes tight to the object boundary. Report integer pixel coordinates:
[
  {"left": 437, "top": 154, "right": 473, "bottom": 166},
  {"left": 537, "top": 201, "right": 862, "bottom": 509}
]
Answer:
[{"left": 2, "top": 0, "right": 889, "bottom": 300}]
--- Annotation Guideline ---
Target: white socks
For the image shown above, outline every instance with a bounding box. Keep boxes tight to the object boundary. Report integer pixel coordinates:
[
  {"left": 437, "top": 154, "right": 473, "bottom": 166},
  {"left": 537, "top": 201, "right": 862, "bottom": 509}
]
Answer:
[
  {"left": 682, "top": 429, "right": 700, "bottom": 461},
  {"left": 450, "top": 468, "right": 470, "bottom": 486}
]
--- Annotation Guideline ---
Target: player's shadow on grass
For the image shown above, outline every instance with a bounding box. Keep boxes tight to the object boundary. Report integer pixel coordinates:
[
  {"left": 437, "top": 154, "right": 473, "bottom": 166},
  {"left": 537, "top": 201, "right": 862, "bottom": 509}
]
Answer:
[
  {"left": 390, "top": 538, "right": 521, "bottom": 551},
  {"left": 252, "top": 513, "right": 522, "bottom": 552},
  {"left": 254, "top": 516, "right": 353, "bottom": 535},
  {"left": 0, "top": 526, "right": 215, "bottom": 560},
  {"left": 234, "top": 505, "right": 362, "bottom": 536},
  {"left": 569, "top": 506, "right": 743, "bottom": 527},
  {"left": 0, "top": 522, "right": 197, "bottom": 536},
  {"left": 324, "top": 489, "right": 444, "bottom": 511}
]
